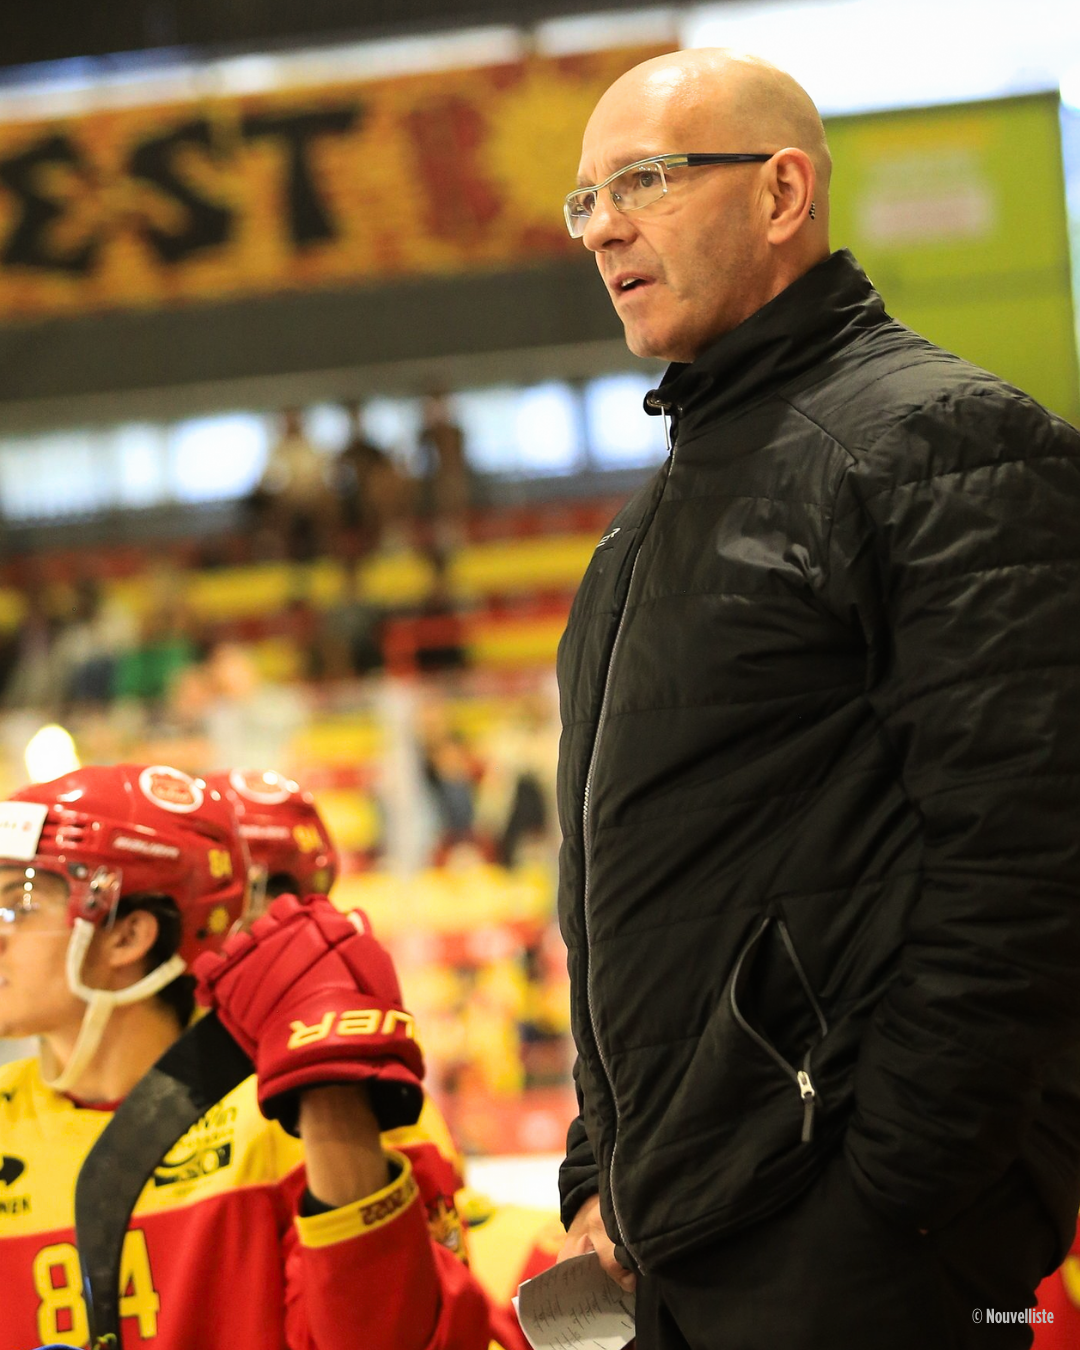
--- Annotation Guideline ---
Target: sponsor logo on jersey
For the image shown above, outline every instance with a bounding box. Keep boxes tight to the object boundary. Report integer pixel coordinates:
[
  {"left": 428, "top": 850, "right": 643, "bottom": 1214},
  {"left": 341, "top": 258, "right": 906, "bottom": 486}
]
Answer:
[
  {"left": 153, "top": 1141, "right": 233, "bottom": 1187},
  {"left": 0, "top": 1154, "right": 30, "bottom": 1214},
  {"left": 154, "top": 1103, "right": 236, "bottom": 1188},
  {"left": 112, "top": 834, "right": 181, "bottom": 860},
  {"left": 139, "top": 766, "right": 204, "bottom": 814},
  {"left": 0, "top": 1154, "right": 25, "bottom": 1186},
  {"left": 230, "top": 769, "right": 292, "bottom": 805}
]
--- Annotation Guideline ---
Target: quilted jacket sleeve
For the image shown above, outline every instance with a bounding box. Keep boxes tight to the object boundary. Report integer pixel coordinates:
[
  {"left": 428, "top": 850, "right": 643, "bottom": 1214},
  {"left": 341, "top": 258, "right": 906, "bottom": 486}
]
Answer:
[
  {"left": 558, "top": 1058, "right": 600, "bottom": 1230},
  {"left": 830, "top": 383, "right": 1080, "bottom": 1232}
]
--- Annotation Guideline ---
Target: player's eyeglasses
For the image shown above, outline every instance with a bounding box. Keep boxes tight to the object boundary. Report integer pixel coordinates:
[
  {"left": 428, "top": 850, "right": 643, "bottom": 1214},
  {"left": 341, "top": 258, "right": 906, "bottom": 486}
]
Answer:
[
  {"left": 0, "top": 863, "right": 117, "bottom": 931},
  {"left": 0, "top": 868, "right": 64, "bottom": 926},
  {"left": 0, "top": 895, "right": 42, "bottom": 924},
  {"left": 564, "top": 152, "right": 773, "bottom": 238}
]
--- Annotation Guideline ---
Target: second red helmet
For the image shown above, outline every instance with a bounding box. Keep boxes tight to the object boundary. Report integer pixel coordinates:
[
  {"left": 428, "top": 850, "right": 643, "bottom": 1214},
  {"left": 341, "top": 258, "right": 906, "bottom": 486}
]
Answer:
[{"left": 204, "top": 769, "right": 339, "bottom": 899}]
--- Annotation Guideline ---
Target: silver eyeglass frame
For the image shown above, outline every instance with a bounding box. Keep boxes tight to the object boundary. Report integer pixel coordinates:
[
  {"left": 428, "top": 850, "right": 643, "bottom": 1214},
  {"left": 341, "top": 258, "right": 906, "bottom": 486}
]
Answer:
[{"left": 564, "top": 152, "right": 773, "bottom": 237}]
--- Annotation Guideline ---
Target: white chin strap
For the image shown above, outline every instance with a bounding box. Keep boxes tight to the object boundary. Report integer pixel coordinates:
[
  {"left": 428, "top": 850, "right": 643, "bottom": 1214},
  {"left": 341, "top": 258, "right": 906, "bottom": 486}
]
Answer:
[{"left": 44, "top": 917, "right": 187, "bottom": 1095}]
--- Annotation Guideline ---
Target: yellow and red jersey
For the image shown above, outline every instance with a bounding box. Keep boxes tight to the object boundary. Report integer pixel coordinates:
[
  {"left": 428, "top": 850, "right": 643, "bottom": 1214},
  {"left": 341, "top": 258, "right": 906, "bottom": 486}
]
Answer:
[
  {"left": 460, "top": 1191, "right": 562, "bottom": 1350},
  {"left": 1033, "top": 1214, "right": 1080, "bottom": 1350},
  {"left": 0, "top": 1056, "right": 505, "bottom": 1350}
]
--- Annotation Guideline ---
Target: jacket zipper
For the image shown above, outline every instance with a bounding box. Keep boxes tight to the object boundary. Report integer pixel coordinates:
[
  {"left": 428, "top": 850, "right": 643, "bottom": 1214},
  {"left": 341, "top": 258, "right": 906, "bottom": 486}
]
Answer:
[
  {"left": 648, "top": 390, "right": 674, "bottom": 452},
  {"left": 581, "top": 395, "right": 675, "bottom": 1267},
  {"left": 728, "top": 915, "right": 830, "bottom": 1143}
]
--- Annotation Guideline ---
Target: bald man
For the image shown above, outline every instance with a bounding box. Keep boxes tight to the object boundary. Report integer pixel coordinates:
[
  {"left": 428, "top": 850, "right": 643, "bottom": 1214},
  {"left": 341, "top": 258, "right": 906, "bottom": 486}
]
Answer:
[{"left": 552, "top": 49, "right": 1080, "bottom": 1350}]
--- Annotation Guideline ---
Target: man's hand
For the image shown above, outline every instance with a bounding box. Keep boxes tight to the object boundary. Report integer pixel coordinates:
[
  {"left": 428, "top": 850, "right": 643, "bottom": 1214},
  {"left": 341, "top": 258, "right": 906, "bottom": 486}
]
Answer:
[
  {"left": 193, "top": 895, "right": 424, "bottom": 1131},
  {"left": 557, "top": 1194, "right": 636, "bottom": 1292}
]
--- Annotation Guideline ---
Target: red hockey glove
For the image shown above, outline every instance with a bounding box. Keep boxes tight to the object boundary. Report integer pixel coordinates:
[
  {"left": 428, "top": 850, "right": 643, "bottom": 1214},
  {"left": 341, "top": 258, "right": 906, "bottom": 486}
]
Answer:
[{"left": 193, "top": 894, "right": 424, "bottom": 1133}]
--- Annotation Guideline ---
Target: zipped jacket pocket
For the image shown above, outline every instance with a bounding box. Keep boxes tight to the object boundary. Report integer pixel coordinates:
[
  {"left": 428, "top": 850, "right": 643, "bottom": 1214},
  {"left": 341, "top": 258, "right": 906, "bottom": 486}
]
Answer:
[{"left": 729, "top": 914, "right": 829, "bottom": 1143}]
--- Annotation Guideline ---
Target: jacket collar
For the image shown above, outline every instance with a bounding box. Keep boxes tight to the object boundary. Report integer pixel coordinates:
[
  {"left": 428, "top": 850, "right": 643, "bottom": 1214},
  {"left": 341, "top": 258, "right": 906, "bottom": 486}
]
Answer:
[{"left": 645, "top": 250, "right": 890, "bottom": 438}]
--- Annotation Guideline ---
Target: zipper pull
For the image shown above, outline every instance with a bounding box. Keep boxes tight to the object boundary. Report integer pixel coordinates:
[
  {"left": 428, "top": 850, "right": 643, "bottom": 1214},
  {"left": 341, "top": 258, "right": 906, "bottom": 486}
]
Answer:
[
  {"left": 644, "top": 391, "right": 676, "bottom": 455},
  {"left": 796, "top": 1068, "right": 816, "bottom": 1143}
]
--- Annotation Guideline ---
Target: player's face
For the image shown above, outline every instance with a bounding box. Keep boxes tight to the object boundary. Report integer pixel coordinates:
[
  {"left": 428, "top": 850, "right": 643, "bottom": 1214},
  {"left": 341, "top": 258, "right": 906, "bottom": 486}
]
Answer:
[
  {"left": 0, "top": 867, "right": 83, "bottom": 1039},
  {"left": 576, "top": 83, "right": 771, "bottom": 363}
]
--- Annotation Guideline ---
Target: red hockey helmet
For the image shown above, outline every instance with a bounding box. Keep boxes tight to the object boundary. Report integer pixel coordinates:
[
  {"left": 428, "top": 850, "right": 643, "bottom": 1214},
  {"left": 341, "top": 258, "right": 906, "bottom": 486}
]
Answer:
[
  {"left": 204, "top": 769, "right": 339, "bottom": 898},
  {"left": 0, "top": 763, "right": 248, "bottom": 967}
]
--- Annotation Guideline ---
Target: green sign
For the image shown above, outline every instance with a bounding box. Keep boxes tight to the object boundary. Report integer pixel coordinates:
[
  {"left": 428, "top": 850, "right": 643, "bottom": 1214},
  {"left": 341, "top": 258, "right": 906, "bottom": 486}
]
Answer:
[{"left": 828, "top": 93, "right": 1079, "bottom": 425}]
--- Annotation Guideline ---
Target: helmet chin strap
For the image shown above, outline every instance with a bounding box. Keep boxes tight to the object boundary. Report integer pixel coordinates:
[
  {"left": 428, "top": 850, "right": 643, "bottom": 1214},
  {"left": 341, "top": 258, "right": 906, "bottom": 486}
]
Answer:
[{"left": 44, "top": 917, "right": 187, "bottom": 1095}]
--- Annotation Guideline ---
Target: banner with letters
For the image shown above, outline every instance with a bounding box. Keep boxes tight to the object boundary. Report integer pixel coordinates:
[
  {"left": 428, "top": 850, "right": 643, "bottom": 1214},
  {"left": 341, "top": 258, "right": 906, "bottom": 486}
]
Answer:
[{"left": 0, "top": 45, "right": 667, "bottom": 321}]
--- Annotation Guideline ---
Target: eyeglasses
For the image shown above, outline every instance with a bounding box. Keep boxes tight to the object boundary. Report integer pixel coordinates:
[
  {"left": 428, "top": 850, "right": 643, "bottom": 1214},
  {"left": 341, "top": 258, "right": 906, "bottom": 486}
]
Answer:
[
  {"left": 0, "top": 863, "right": 117, "bottom": 932},
  {"left": 564, "top": 152, "right": 773, "bottom": 238},
  {"left": 0, "top": 895, "right": 43, "bottom": 925},
  {"left": 0, "top": 868, "right": 66, "bottom": 928}
]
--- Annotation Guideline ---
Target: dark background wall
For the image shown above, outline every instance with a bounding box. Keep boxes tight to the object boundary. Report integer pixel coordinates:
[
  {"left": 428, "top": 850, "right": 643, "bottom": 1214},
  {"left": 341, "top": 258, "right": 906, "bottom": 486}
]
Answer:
[
  {"left": 0, "top": 0, "right": 670, "bottom": 70},
  {"left": 0, "top": 259, "right": 629, "bottom": 432}
]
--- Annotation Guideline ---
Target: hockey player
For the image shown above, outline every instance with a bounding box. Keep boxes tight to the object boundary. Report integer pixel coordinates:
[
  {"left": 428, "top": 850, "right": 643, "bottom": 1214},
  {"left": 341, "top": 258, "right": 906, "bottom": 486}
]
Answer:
[
  {"left": 1033, "top": 1224, "right": 1080, "bottom": 1347},
  {"left": 203, "top": 768, "right": 339, "bottom": 909},
  {"left": 0, "top": 763, "right": 507, "bottom": 1350},
  {"left": 204, "top": 768, "right": 475, "bottom": 1259},
  {"left": 207, "top": 769, "right": 560, "bottom": 1345}
]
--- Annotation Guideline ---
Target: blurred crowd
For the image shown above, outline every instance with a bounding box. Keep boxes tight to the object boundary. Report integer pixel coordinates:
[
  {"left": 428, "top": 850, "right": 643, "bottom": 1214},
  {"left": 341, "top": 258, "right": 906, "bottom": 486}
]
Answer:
[
  {"left": 0, "top": 392, "right": 582, "bottom": 1146},
  {"left": 0, "top": 608, "right": 571, "bottom": 1146},
  {"left": 0, "top": 592, "right": 553, "bottom": 868},
  {"left": 0, "top": 555, "right": 467, "bottom": 717},
  {"left": 0, "top": 396, "right": 482, "bottom": 715},
  {"left": 245, "top": 394, "right": 473, "bottom": 564}
]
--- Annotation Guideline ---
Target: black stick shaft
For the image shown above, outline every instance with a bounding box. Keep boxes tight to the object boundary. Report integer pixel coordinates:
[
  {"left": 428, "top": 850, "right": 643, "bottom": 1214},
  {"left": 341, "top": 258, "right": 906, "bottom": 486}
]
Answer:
[{"left": 74, "top": 1014, "right": 253, "bottom": 1345}]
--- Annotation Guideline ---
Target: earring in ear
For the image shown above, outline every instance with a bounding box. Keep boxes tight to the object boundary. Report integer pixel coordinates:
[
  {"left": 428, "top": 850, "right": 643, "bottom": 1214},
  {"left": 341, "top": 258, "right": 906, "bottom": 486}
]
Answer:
[{"left": 808, "top": 202, "right": 816, "bottom": 220}]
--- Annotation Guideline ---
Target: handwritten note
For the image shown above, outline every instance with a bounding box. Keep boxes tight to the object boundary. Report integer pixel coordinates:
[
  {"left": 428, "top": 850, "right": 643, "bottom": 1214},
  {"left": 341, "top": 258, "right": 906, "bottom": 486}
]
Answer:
[{"left": 514, "top": 1252, "right": 636, "bottom": 1350}]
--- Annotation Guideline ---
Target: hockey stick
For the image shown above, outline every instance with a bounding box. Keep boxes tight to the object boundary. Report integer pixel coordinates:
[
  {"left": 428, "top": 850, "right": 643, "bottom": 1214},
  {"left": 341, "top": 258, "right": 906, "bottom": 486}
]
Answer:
[{"left": 74, "top": 1013, "right": 252, "bottom": 1347}]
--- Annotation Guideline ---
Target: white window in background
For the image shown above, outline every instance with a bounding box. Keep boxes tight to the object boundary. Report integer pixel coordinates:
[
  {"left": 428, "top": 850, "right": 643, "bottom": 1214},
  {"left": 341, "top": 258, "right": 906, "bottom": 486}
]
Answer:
[
  {"left": 166, "top": 413, "right": 270, "bottom": 503},
  {"left": 361, "top": 397, "right": 425, "bottom": 473},
  {"left": 456, "top": 381, "right": 584, "bottom": 477},
  {"left": 0, "top": 438, "right": 50, "bottom": 519},
  {"left": 684, "top": 0, "right": 1080, "bottom": 116},
  {"left": 536, "top": 8, "right": 678, "bottom": 56},
  {"left": 0, "top": 28, "right": 524, "bottom": 124},
  {"left": 304, "top": 403, "right": 352, "bottom": 454},
  {"left": 111, "top": 422, "right": 170, "bottom": 509},
  {"left": 1062, "top": 99, "right": 1080, "bottom": 316},
  {"left": 585, "top": 373, "right": 669, "bottom": 470},
  {"left": 0, "top": 431, "right": 112, "bottom": 520},
  {"left": 515, "top": 382, "right": 586, "bottom": 476},
  {"left": 447, "top": 386, "right": 516, "bottom": 475},
  {"left": 308, "top": 398, "right": 429, "bottom": 471}
]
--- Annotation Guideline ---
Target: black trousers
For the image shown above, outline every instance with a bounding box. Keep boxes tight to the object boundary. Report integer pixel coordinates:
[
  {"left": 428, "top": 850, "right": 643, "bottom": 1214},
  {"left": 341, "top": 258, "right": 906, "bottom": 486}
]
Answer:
[{"left": 634, "top": 1154, "right": 1059, "bottom": 1350}]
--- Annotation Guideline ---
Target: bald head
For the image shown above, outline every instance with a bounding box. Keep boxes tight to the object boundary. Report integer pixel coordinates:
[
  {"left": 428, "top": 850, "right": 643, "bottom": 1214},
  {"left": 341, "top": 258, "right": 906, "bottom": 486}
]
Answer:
[
  {"left": 585, "top": 48, "right": 831, "bottom": 208},
  {"left": 575, "top": 49, "right": 832, "bottom": 362}
]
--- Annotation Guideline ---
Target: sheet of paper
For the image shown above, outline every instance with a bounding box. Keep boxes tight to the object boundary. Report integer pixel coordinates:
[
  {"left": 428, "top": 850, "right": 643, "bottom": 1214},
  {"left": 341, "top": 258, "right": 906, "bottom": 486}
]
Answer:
[{"left": 513, "top": 1252, "right": 636, "bottom": 1350}]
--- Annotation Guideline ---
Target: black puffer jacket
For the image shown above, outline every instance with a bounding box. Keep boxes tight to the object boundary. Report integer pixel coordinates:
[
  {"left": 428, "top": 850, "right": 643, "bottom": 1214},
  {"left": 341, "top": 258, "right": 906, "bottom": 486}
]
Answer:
[{"left": 556, "top": 250, "right": 1080, "bottom": 1276}]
